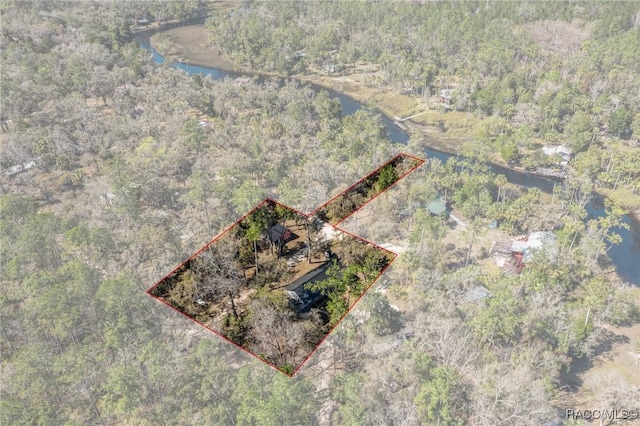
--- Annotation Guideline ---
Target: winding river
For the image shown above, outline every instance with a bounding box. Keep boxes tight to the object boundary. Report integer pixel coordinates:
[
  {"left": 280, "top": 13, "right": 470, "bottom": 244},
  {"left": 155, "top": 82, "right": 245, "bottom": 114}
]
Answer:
[{"left": 137, "top": 37, "right": 639, "bottom": 286}]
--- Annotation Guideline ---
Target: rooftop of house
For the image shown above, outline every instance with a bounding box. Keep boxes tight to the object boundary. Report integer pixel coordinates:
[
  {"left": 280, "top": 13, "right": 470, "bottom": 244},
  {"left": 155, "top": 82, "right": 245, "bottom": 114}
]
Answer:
[
  {"left": 491, "top": 231, "right": 558, "bottom": 265},
  {"left": 542, "top": 145, "right": 573, "bottom": 158},
  {"left": 427, "top": 196, "right": 448, "bottom": 215},
  {"left": 267, "top": 224, "right": 295, "bottom": 244},
  {"left": 464, "top": 285, "right": 491, "bottom": 303},
  {"left": 439, "top": 89, "right": 453, "bottom": 100}
]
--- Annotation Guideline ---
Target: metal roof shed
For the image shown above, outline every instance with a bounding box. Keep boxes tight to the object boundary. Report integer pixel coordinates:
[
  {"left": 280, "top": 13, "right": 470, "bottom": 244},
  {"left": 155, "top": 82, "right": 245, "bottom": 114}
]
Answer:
[{"left": 427, "top": 196, "right": 448, "bottom": 216}]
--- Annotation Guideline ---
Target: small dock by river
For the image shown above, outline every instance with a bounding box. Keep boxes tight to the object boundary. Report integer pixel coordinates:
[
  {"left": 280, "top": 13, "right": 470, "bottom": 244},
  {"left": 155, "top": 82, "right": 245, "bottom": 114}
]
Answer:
[{"left": 533, "top": 167, "right": 567, "bottom": 179}]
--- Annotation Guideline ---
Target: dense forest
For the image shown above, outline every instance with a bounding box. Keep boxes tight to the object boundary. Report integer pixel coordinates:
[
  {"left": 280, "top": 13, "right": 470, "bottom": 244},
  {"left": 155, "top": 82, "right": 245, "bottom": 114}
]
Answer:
[{"left": 1, "top": 1, "right": 639, "bottom": 425}]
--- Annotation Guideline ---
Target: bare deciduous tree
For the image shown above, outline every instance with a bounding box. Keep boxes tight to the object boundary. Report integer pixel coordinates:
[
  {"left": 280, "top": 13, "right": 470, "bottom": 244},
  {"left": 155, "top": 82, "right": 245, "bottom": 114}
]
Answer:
[{"left": 191, "top": 235, "right": 245, "bottom": 317}]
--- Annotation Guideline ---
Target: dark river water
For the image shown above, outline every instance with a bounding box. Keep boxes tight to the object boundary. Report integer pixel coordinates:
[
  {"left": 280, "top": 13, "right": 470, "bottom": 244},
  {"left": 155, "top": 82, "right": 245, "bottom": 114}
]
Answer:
[{"left": 137, "top": 38, "right": 639, "bottom": 285}]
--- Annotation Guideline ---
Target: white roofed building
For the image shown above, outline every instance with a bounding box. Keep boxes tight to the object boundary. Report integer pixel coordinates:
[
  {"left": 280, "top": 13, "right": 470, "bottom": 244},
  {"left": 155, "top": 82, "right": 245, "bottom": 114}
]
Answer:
[
  {"left": 542, "top": 145, "right": 573, "bottom": 163},
  {"left": 491, "top": 231, "right": 558, "bottom": 272}
]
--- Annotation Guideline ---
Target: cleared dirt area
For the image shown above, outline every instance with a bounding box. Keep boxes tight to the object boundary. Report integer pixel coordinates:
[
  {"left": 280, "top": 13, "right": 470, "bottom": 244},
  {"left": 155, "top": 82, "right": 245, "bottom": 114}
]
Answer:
[{"left": 559, "top": 317, "right": 640, "bottom": 425}]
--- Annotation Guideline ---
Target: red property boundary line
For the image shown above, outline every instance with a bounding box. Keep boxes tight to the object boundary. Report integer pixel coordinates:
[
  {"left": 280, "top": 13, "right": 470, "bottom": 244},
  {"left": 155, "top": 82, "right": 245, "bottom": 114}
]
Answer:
[
  {"left": 145, "top": 152, "right": 425, "bottom": 376},
  {"left": 310, "top": 152, "right": 425, "bottom": 226},
  {"left": 288, "top": 228, "right": 398, "bottom": 376}
]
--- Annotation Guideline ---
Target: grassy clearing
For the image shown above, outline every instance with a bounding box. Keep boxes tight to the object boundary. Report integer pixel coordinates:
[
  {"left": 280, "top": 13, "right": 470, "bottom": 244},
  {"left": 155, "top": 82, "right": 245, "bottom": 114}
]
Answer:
[
  {"left": 411, "top": 110, "right": 485, "bottom": 137},
  {"left": 206, "top": 0, "right": 241, "bottom": 13},
  {"left": 150, "top": 26, "right": 235, "bottom": 70},
  {"left": 559, "top": 315, "right": 640, "bottom": 409},
  {"left": 297, "top": 74, "right": 417, "bottom": 119}
]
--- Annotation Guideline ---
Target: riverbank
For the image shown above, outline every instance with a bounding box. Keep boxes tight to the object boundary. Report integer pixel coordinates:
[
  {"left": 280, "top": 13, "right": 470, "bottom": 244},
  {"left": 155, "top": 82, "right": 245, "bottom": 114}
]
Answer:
[
  {"left": 149, "top": 26, "right": 285, "bottom": 79},
  {"left": 149, "top": 26, "right": 474, "bottom": 155},
  {"left": 294, "top": 73, "right": 480, "bottom": 155},
  {"left": 149, "top": 24, "right": 640, "bottom": 221},
  {"left": 149, "top": 25, "right": 234, "bottom": 70}
]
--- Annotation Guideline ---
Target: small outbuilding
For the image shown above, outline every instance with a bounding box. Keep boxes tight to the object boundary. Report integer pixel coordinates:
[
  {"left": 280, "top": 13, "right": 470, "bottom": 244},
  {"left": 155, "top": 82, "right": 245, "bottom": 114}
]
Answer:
[
  {"left": 464, "top": 285, "right": 491, "bottom": 303},
  {"left": 267, "top": 224, "right": 294, "bottom": 245},
  {"left": 524, "top": 231, "right": 558, "bottom": 263},
  {"left": 427, "top": 196, "right": 449, "bottom": 216}
]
